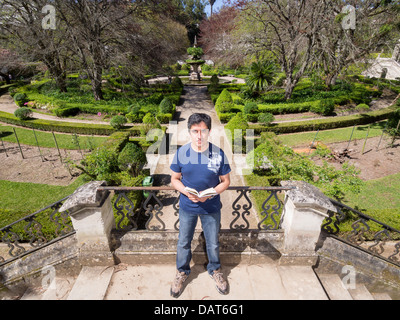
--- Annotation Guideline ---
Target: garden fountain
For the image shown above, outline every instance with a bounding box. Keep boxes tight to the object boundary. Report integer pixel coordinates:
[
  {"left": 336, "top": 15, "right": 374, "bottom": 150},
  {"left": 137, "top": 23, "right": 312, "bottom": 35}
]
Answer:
[{"left": 186, "top": 37, "right": 205, "bottom": 81}]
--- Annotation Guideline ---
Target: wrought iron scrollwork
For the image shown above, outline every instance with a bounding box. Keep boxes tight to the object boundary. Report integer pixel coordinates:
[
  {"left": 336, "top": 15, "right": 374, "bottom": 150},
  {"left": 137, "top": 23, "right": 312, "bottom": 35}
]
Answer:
[
  {"left": 258, "top": 190, "right": 281, "bottom": 230},
  {"left": 0, "top": 196, "right": 74, "bottom": 266},
  {"left": 388, "top": 241, "right": 400, "bottom": 264},
  {"left": 368, "top": 228, "right": 392, "bottom": 256},
  {"left": 173, "top": 195, "right": 180, "bottom": 231},
  {"left": 347, "top": 218, "right": 370, "bottom": 246},
  {"left": 114, "top": 192, "right": 139, "bottom": 231},
  {"left": 230, "top": 190, "right": 252, "bottom": 230},
  {"left": 143, "top": 191, "right": 166, "bottom": 231},
  {"left": 24, "top": 217, "right": 46, "bottom": 248}
]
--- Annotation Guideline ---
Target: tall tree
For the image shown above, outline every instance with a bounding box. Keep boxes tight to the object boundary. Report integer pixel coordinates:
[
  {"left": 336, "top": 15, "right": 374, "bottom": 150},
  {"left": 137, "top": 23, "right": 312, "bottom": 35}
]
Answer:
[
  {"left": 0, "top": 0, "right": 69, "bottom": 92},
  {"left": 55, "top": 0, "right": 141, "bottom": 100},
  {"left": 314, "top": 0, "right": 400, "bottom": 88},
  {"left": 238, "top": 0, "right": 330, "bottom": 100}
]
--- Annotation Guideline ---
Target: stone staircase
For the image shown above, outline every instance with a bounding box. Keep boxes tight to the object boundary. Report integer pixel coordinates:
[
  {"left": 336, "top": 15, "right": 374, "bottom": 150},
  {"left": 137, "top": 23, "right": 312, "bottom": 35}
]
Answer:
[{"left": 10, "top": 262, "right": 392, "bottom": 301}]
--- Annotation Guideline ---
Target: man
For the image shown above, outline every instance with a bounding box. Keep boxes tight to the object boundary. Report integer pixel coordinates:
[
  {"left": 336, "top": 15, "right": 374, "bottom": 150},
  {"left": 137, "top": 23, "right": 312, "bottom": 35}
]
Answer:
[{"left": 170, "top": 113, "right": 231, "bottom": 298}]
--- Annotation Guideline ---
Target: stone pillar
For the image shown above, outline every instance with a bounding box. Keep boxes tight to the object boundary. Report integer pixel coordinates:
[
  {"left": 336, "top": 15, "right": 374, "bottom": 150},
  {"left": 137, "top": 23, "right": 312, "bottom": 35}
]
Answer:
[
  {"left": 279, "top": 181, "right": 336, "bottom": 265},
  {"left": 59, "top": 181, "right": 115, "bottom": 267}
]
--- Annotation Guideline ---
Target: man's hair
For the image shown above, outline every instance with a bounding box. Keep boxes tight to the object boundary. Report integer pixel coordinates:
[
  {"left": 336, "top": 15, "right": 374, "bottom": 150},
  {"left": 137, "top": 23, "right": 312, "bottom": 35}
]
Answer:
[{"left": 187, "top": 113, "right": 212, "bottom": 130}]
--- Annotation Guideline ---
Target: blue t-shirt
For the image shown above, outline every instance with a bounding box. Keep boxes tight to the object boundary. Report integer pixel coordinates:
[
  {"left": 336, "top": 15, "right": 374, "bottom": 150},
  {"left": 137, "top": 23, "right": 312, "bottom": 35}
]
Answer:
[{"left": 170, "top": 143, "right": 231, "bottom": 214}]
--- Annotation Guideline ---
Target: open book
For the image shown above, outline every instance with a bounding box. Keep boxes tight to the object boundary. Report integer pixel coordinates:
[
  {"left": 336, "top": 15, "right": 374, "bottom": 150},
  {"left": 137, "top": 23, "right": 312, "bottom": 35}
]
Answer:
[{"left": 184, "top": 187, "right": 218, "bottom": 198}]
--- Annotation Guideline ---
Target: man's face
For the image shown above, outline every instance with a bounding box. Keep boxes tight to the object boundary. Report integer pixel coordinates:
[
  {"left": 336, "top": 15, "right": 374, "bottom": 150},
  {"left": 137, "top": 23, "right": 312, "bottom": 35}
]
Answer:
[{"left": 189, "top": 121, "right": 210, "bottom": 151}]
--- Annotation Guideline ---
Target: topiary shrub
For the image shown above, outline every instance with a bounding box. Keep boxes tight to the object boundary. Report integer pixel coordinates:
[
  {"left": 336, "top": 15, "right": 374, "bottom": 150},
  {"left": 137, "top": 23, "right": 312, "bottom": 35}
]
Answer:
[
  {"left": 171, "top": 77, "right": 183, "bottom": 90},
  {"left": 356, "top": 103, "right": 370, "bottom": 112},
  {"left": 110, "top": 115, "right": 127, "bottom": 130},
  {"left": 258, "top": 112, "right": 275, "bottom": 126},
  {"left": 311, "top": 99, "right": 335, "bottom": 116},
  {"left": 118, "top": 142, "right": 148, "bottom": 176},
  {"left": 225, "top": 112, "right": 249, "bottom": 153},
  {"left": 159, "top": 97, "right": 174, "bottom": 114},
  {"left": 141, "top": 112, "right": 161, "bottom": 136},
  {"left": 14, "top": 107, "right": 32, "bottom": 120},
  {"left": 215, "top": 89, "right": 234, "bottom": 113},
  {"left": 243, "top": 102, "right": 259, "bottom": 122},
  {"left": 13, "top": 93, "right": 27, "bottom": 107}
]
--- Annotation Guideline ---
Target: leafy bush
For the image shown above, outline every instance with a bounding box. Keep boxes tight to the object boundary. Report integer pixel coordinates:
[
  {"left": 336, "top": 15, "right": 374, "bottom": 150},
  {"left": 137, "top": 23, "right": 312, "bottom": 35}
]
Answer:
[
  {"left": 225, "top": 112, "right": 249, "bottom": 153},
  {"left": 243, "top": 102, "right": 259, "bottom": 122},
  {"left": 243, "top": 102, "right": 259, "bottom": 115},
  {"left": 118, "top": 142, "right": 148, "bottom": 176},
  {"left": 356, "top": 103, "right": 370, "bottom": 112},
  {"left": 76, "top": 132, "right": 130, "bottom": 183},
  {"left": 54, "top": 106, "right": 80, "bottom": 117},
  {"left": 311, "top": 99, "right": 335, "bottom": 116},
  {"left": 171, "top": 77, "right": 183, "bottom": 90},
  {"left": 215, "top": 89, "right": 234, "bottom": 113},
  {"left": 210, "top": 74, "right": 219, "bottom": 85},
  {"left": 258, "top": 113, "right": 275, "bottom": 125},
  {"left": 159, "top": 97, "right": 174, "bottom": 114},
  {"left": 156, "top": 113, "right": 173, "bottom": 124},
  {"left": 110, "top": 115, "right": 127, "bottom": 130},
  {"left": 14, "top": 107, "right": 32, "bottom": 120},
  {"left": 247, "top": 135, "right": 364, "bottom": 200},
  {"left": 141, "top": 112, "right": 161, "bottom": 136},
  {"left": 13, "top": 93, "right": 27, "bottom": 107},
  {"left": 187, "top": 47, "right": 204, "bottom": 58}
]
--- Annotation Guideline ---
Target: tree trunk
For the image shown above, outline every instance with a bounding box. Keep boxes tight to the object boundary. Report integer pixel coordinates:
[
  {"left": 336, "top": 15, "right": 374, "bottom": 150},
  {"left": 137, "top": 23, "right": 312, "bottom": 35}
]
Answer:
[
  {"left": 284, "top": 77, "right": 296, "bottom": 100},
  {"left": 91, "top": 65, "right": 104, "bottom": 101}
]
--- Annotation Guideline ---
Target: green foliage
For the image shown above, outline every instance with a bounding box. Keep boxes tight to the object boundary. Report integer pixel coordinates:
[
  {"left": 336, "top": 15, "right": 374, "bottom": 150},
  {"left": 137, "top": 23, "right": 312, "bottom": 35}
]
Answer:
[
  {"left": 159, "top": 97, "right": 174, "bottom": 114},
  {"left": 215, "top": 89, "right": 234, "bottom": 113},
  {"left": 246, "top": 61, "right": 276, "bottom": 94},
  {"left": 171, "top": 76, "right": 184, "bottom": 90},
  {"left": 13, "top": 93, "right": 27, "bottom": 107},
  {"left": 311, "top": 99, "right": 335, "bottom": 116},
  {"left": 118, "top": 142, "right": 148, "bottom": 176},
  {"left": 243, "top": 102, "right": 259, "bottom": 114},
  {"left": 141, "top": 112, "right": 161, "bottom": 136},
  {"left": 225, "top": 112, "right": 249, "bottom": 153},
  {"left": 387, "top": 106, "right": 400, "bottom": 137},
  {"left": 258, "top": 112, "right": 275, "bottom": 125},
  {"left": 187, "top": 47, "right": 204, "bottom": 59},
  {"left": 54, "top": 106, "right": 80, "bottom": 117},
  {"left": 110, "top": 115, "right": 128, "bottom": 129},
  {"left": 356, "top": 103, "right": 370, "bottom": 111},
  {"left": 14, "top": 107, "right": 32, "bottom": 120},
  {"left": 77, "top": 132, "right": 130, "bottom": 183},
  {"left": 248, "top": 135, "right": 364, "bottom": 200}
]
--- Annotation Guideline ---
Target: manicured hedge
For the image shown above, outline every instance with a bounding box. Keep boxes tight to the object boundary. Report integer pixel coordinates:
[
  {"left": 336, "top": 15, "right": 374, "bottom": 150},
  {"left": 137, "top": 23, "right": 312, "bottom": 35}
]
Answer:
[
  {"left": 250, "top": 107, "right": 396, "bottom": 134},
  {"left": 0, "top": 111, "right": 143, "bottom": 136}
]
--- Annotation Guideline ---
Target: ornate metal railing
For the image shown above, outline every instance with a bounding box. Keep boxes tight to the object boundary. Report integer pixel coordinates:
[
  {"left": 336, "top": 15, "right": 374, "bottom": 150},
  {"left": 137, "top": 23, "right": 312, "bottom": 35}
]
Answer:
[
  {"left": 322, "top": 199, "right": 400, "bottom": 267},
  {"left": 98, "top": 186, "right": 295, "bottom": 232},
  {"left": 0, "top": 196, "right": 74, "bottom": 267}
]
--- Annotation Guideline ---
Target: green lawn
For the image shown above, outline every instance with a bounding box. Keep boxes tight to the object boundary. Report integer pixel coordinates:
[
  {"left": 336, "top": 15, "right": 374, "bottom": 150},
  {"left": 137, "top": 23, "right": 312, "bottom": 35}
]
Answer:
[
  {"left": 0, "top": 177, "right": 86, "bottom": 219},
  {"left": 277, "top": 121, "right": 387, "bottom": 147},
  {"left": 0, "top": 124, "right": 107, "bottom": 150}
]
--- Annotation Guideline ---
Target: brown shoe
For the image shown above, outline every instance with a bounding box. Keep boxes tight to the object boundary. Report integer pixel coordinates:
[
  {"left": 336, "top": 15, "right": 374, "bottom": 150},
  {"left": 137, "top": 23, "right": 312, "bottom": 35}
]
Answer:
[
  {"left": 170, "top": 271, "right": 188, "bottom": 298},
  {"left": 210, "top": 269, "right": 229, "bottom": 295}
]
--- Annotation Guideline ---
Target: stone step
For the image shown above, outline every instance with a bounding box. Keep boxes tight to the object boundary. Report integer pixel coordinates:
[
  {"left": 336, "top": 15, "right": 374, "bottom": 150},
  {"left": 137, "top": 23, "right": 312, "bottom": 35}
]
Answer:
[
  {"left": 318, "top": 274, "right": 353, "bottom": 300},
  {"left": 104, "top": 263, "right": 328, "bottom": 300},
  {"left": 372, "top": 292, "right": 392, "bottom": 300},
  {"left": 66, "top": 266, "right": 114, "bottom": 300},
  {"left": 348, "top": 284, "right": 375, "bottom": 300}
]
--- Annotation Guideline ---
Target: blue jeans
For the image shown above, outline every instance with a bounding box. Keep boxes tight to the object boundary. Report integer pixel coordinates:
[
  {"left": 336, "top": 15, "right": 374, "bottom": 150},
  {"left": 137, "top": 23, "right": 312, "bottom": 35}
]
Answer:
[{"left": 177, "top": 208, "right": 221, "bottom": 276}]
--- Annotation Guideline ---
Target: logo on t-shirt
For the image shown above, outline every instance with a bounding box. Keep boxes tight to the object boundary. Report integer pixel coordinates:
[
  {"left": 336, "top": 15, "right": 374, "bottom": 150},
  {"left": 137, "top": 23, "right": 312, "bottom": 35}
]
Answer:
[{"left": 207, "top": 152, "right": 222, "bottom": 174}]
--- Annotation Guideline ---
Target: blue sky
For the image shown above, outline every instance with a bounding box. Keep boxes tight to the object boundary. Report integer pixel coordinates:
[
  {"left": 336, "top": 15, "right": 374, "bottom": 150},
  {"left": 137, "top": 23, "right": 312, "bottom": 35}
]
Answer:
[{"left": 204, "top": 0, "right": 226, "bottom": 17}]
